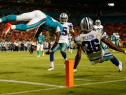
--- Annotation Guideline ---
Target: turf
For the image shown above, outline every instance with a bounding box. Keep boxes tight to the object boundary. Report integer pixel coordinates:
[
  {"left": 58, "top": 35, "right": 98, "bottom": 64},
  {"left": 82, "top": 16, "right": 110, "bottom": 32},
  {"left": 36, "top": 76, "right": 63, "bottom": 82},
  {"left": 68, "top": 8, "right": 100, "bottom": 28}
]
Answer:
[{"left": 0, "top": 49, "right": 126, "bottom": 95}]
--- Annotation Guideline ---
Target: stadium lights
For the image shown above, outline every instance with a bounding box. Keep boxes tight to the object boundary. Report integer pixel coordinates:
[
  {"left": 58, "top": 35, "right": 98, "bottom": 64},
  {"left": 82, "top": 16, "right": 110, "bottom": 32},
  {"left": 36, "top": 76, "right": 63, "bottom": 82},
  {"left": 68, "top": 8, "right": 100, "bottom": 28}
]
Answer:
[{"left": 108, "top": 3, "right": 114, "bottom": 7}]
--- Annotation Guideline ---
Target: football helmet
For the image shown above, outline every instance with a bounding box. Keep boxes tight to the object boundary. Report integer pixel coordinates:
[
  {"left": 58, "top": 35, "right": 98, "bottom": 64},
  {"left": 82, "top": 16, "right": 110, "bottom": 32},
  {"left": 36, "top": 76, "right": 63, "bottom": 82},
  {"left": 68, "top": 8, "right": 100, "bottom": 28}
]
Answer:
[
  {"left": 60, "top": 13, "right": 68, "bottom": 24},
  {"left": 95, "top": 19, "right": 101, "bottom": 26},
  {"left": 80, "top": 17, "right": 93, "bottom": 32}
]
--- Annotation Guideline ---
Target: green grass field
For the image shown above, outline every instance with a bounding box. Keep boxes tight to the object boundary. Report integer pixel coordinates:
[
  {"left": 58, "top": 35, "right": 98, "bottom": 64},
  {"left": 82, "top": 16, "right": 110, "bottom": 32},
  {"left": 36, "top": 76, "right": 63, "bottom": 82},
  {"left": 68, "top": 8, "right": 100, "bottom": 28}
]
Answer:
[{"left": 0, "top": 49, "right": 126, "bottom": 95}]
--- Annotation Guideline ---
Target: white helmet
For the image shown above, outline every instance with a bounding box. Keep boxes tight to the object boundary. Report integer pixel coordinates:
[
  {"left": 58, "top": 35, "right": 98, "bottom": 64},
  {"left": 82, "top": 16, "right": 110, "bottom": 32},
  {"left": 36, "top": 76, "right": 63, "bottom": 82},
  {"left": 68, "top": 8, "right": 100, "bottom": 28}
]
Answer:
[
  {"left": 80, "top": 17, "right": 93, "bottom": 32},
  {"left": 95, "top": 19, "right": 101, "bottom": 26},
  {"left": 60, "top": 13, "right": 68, "bottom": 24}
]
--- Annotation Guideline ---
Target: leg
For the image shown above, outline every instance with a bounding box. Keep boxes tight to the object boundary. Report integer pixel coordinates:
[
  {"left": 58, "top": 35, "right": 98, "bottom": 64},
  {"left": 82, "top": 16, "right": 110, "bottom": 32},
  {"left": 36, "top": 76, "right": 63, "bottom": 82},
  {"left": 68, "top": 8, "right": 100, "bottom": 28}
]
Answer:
[
  {"left": 2, "top": 10, "right": 46, "bottom": 37},
  {"left": 48, "top": 44, "right": 60, "bottom": 71},
  {"left": 37, "top": 44, "right": 40, "bottom": 57},
  {"left": 60, "top": 43, "right": 67, "bottom": 61},
  {"left": 40, "top": 44, "right": 44, "bottom": 56},
  {"left": 102, "top": 49, "right": 123, "bottom": 72}
]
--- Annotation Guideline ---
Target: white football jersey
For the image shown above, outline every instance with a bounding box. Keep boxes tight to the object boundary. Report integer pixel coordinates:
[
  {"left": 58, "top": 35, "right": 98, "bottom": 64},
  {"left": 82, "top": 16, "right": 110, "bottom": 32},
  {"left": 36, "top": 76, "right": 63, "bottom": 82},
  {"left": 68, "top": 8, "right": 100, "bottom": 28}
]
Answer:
[
  {"left": 58, "top": 22, "right": 73, "bottom": 44},
  {"left": 75, "top": 30, "right": 105, "bottom": 63},
  {"left": 115, "top": 34, "right": 120, "bottom": 41},
  {"left": 93, "top": 25, "right": 103, "bottom": 31}
]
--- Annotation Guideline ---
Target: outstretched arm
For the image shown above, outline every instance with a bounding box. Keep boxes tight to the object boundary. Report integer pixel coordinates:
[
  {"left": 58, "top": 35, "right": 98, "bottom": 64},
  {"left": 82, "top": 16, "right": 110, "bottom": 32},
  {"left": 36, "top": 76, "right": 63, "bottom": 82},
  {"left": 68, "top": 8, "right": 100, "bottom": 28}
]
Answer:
[
  {"left": 74, "top": 45, "right": 82, "bottom": 69},
  {"left": 50, "top": 32, "right": 60, "bottom": 50},
  {"left": 101, "top": 36, "right": 125, "bottom": 53}
]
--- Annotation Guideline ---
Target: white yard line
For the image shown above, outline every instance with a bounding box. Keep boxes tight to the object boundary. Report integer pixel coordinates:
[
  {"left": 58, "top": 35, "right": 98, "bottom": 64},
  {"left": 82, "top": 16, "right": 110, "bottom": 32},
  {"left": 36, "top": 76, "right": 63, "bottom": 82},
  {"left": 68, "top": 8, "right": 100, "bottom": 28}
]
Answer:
[
  {"left": 0, "top": 88, "right": 59, "bottom": 95},
  {"left": 74, "top": 79, "right": 126, "bottom": 86},
  {"left": 75, "top": 79, "right": 96, "bottom": 81},
  {"left": 1, "top": 79, "right": 126, "bottom": 95},
  {"left": 0, "top": 79, "right": 65, "bottom": 88}
]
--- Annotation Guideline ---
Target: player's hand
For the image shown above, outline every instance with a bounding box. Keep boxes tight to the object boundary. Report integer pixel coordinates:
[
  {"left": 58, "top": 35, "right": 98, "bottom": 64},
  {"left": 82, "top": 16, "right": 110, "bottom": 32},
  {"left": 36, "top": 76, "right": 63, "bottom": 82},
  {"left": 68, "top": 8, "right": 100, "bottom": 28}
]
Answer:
[
  {"left": 124, "top": 50, "right": 126, "bottom": 54},
  {"left": 29, "top": 45, "right": 34, "bottom": 54},
  {"left": 45, "top": 50, "right": 52, "bottom": 55}
]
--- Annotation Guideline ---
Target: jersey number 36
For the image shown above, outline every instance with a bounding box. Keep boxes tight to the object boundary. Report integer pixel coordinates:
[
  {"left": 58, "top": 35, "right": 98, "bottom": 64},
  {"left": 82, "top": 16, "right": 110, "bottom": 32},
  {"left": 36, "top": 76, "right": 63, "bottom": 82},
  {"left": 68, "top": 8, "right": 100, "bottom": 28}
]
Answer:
[{"left": 82, "top": 39, "right": 101, "bottom": 54}]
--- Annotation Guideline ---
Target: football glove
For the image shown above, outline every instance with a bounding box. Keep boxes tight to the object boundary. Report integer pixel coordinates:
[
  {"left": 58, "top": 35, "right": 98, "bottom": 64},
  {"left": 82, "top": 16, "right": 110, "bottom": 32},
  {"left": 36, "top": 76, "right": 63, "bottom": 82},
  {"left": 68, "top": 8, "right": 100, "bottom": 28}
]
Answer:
[
  {"left": 29, "top": 45, "right": 34, "bottom": 54},
  {"left": 45, "top": 50, "right": 52, "bottom": 55}
]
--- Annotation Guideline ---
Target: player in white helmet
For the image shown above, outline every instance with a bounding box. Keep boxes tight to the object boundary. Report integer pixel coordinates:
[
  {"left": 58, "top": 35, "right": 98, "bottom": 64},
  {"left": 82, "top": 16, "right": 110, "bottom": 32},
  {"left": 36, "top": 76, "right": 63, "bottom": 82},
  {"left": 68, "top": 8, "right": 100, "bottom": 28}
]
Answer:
[
  {"left": 115, "top": 32, "right": 121, "bottom": 47},
  {"left": 48, "top": 13, "right": 75, "bottom": 71},
  {"left": 73, "top": 17, "right": 126, "bottom": 72},
  {"left": 94, "top": 19, "right": 109, "bottom": 49},
  {"left": 93, "top": 19, "right": 103, "bottom": 31}
]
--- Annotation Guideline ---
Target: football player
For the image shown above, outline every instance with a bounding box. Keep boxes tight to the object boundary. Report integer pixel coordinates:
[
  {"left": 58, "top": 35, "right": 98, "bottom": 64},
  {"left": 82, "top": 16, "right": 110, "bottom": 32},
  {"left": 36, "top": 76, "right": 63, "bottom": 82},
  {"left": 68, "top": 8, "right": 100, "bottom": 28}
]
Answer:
[
  {"left": 115, "top": 32, "right": 121, "bottom": 47},
  {"left": 93, "top": 19, "right": 103, "bottom": 31},
  {"left": 48, "top": 13, "right": 75, "bottom": 71},
  {"left": 37, "top": 32, "right": 45, "bottom": 57},
  {"left": 0, "top": 10, "right": 63, "bottom": 54},
  {"left": 74, "top": 17, "right": 126, "bottom": 72},
  {"left": 111, "top": 33, "right": 116, "bottom": 52},
  {"left": 93, "top": 20, "right": 109, "bottom": 49}
]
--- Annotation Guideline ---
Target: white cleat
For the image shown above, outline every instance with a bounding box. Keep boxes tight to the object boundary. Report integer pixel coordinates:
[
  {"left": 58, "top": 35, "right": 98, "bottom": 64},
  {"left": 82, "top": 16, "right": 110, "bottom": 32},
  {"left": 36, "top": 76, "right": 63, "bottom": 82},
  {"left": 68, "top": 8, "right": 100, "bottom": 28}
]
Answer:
[
  {"left": 74, "top": 69, "right": 77, "bottom": 73},
  {"left": 48, "top": 67, "right": 54, "bottom": 71},
  {"left": 37, "top": 55, "right": 40, "bottom": 57},
  {"left": 118, "top": 61, "right": 123, "bottom": 72}
]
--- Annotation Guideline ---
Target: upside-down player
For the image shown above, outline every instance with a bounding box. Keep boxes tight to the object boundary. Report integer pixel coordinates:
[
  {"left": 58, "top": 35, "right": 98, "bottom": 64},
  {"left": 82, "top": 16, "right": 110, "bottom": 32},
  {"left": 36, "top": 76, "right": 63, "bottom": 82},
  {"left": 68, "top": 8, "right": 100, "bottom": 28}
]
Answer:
[{"left": 0, "top": 10, "right": 63, "bottom": 54}]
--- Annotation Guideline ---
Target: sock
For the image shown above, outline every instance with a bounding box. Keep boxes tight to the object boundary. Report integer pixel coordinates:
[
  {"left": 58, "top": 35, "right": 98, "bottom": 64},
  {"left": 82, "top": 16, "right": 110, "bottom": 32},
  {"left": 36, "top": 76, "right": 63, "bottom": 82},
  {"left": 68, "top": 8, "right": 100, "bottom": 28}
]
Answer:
[
  {"left": 110, "top": 56, "right": 119, "bottom": 66},
  {"left": 50, "top": 51, "right": 54, "bottom": 62},
  {"left": 37, "top": 51, "right": 39, "bottom": 55},
  {"left": 50, "top": 61, "right": 54, "bottom": 68},
  {"left": 15, "top": 24, "right": 27, "bottom": 31},
  {"left": 11, "top": 25, "right": 16, "bottom": 30},
  {"left": 1, "top": 15, "right": 16, "bottom": 22},
  {"left": 61, "top": 51, "right": 67, "bottom": 61},
  {"left": 41, "top": 51, "right": 43, "bottom": 53}
]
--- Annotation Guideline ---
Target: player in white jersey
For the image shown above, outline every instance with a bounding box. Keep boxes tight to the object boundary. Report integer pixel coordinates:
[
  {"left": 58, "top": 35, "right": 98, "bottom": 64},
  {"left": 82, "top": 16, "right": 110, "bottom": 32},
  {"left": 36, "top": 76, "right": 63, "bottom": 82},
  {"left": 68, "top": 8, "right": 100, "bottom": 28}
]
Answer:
[
  {"left": 0, "top": 10, "right": 63, "bottom": 54},
  {"left": 74, "top": 17, "right": 126, "bottom": 72},
  {"left": 115, "top": 32, "right": 121, "bottom": 47},
  {"left": 93, "top": 19, "right": 103, "bottom": 31},
  {"left": 94, "top": 20, "right": 108, "bottom": 49},
  {"left": 48, "top": 13, "right": 75, "bottom": 71}
]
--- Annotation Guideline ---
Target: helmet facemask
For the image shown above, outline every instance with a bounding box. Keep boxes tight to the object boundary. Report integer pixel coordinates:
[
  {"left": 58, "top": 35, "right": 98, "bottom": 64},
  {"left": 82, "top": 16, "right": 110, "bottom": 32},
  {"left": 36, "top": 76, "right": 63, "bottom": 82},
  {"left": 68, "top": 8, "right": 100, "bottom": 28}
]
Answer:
[
  {"left": 95, "top": 19, "right": 101, "bottom": 26},
  {"left": 60, "top": 13, "right": 68, "bottom": 24}
]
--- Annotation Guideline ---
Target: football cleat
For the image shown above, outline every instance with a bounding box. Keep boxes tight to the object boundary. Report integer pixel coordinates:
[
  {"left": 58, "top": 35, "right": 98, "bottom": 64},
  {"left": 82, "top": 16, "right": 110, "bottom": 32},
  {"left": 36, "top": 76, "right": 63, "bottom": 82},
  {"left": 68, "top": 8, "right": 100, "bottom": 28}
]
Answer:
[
  {"left": 118, "top": 61, "right": 123, "bottom": 72},
  {"left": 48, "top": 67, "right": 54, "bottom": 71},
  {"left": 37, "top": 55, "right": 40, "bottom": 57},
  {"left": 2, "top": 23, "right": 11, "bottom": 37},
  {"left": 74, "top": 69, "right": 77, "bottom": 73}
]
